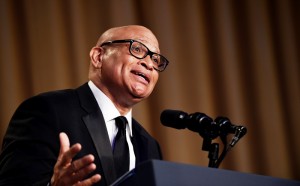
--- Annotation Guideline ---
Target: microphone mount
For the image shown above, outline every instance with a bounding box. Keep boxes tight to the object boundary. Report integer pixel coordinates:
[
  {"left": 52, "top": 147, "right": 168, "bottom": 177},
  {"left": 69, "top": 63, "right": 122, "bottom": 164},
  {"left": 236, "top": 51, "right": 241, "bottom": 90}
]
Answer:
[{"left": 160, "top": 109, "right": 247, "bottom": 168}]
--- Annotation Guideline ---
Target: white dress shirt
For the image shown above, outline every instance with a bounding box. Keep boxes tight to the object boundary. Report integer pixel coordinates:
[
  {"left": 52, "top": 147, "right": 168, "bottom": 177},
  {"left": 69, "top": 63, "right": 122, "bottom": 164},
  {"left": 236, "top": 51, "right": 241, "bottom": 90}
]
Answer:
[{"left": 88, "top": 81, "right": 136, "bottom": 171}]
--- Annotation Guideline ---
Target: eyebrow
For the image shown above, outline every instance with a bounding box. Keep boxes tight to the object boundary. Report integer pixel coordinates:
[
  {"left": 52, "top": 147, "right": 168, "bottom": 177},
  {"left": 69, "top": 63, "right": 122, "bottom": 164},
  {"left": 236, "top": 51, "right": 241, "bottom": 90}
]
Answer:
[{"left": 132, "top": 38, "right": 160, "bottom": 53}]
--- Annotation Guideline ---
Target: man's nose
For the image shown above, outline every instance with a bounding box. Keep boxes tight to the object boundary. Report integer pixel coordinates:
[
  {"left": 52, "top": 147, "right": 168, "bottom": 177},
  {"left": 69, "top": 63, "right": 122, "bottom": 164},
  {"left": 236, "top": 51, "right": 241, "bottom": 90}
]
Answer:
[{"left": 139, "top": 55, "right": 154, "bottom": 71}]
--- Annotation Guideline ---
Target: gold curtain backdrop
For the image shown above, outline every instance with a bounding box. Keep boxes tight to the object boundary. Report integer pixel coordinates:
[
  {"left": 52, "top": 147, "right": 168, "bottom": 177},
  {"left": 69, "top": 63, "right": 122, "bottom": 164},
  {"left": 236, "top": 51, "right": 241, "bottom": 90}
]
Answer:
[{"left": 0, "top": 0, "right": 299, "bottom": 181}]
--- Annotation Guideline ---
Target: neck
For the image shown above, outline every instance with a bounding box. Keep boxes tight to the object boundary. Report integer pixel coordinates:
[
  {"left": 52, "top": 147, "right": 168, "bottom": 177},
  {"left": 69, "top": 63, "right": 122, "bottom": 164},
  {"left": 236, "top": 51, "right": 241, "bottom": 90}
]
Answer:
[{"left": 90, "top": 79, "right": 134, "bottom": 115}]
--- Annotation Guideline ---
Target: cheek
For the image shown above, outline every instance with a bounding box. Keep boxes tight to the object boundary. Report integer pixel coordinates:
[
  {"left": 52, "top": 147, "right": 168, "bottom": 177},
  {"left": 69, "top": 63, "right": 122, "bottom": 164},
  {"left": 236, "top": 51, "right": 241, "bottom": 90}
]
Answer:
[
  {"left": 102, "top": 53, "right": 127, "bottom": 74},
  {"left": 146, "top": 73, "right": 159, "bottom": 93},
  {"left": 152, "top": 73, "right": 159, "bottom": 87}
]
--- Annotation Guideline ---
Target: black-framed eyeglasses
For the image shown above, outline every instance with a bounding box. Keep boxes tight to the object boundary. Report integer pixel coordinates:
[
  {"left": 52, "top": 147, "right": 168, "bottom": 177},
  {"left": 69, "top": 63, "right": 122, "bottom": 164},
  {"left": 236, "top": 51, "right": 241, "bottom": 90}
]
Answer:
[{"left": 100, "top": 39, "right": 169, "bottom": 72}]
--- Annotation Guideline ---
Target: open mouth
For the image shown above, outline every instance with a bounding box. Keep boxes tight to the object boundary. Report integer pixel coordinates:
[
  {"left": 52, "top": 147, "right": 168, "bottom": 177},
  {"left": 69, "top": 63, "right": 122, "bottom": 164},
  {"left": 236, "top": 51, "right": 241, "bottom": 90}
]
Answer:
[{"left": 132, "top": 70, "right": 150, "bottom": 83}]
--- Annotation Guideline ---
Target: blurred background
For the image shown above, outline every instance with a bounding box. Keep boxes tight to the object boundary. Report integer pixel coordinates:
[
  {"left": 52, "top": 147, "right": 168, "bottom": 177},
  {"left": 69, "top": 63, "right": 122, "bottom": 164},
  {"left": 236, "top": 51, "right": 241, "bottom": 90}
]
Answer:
[{"left": 0, "top": 0, "right": 299, "bottom": 181}]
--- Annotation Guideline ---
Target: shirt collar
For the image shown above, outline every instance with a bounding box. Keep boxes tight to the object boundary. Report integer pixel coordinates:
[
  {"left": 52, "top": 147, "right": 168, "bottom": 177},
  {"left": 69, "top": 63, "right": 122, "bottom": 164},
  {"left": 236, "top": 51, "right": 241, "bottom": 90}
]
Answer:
[{"left": 88, "top": 80, "right": 133, "bottom": 136}]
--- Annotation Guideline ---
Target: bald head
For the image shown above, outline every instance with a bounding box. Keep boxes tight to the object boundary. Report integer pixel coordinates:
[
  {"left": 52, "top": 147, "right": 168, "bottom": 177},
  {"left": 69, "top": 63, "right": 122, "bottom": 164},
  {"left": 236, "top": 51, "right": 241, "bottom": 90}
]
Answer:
[{"left": 95, "top": 25, "right": 160, "bottom": 52}]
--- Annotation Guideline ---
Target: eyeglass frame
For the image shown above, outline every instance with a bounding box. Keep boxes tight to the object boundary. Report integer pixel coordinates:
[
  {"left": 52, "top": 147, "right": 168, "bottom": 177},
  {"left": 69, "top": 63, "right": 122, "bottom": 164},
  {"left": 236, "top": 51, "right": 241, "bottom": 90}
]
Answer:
[{"left": 100, "top": 39, "right": 169, "bottom": 72}]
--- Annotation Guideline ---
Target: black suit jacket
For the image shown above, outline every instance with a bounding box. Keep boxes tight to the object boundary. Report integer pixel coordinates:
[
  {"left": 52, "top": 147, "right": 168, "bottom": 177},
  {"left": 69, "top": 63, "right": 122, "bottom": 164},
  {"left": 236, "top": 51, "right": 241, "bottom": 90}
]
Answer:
[{"left": 0, "top": 83, "right": 162, "bottom": 186}]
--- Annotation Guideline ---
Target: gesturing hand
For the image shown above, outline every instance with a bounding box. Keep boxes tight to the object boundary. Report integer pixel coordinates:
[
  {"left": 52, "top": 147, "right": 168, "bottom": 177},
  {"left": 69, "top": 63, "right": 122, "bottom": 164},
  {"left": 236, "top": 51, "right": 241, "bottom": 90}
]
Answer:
[{"left": 50, "top": 132, "right": 101, "bottom": 186}]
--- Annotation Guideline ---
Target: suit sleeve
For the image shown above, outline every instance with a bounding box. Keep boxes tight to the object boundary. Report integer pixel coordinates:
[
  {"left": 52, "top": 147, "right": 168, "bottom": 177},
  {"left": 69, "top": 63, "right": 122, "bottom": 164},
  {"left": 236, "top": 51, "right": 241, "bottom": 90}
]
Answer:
[{"left": 0, "top": 95, "right": 60, "bottom": 185}]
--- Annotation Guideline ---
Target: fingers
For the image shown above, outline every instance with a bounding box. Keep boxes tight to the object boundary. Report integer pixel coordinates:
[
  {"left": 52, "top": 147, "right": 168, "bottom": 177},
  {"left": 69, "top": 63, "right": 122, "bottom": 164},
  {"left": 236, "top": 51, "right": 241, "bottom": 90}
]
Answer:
[
  {"left": 66, "top": 155, "right": 99, "bottom": 185},
  {"left": 59, "top": 132, "right": 70, "bottom": 153},
  {"left": 73, "top": 174, "right": 101, "bottom": 186},
  {"left": 57, "top": 132, "right": 81, "bottom": 168},
  {"left": 67, "top": 154, "right": 102, "bottom": 185},
  {"left": 69, "top": 155, "right": 96, "bottom": 180},
  {"left": 51, "top": 133, "right": 101, "bottom": 186},
  {"left": 61, "top": 144, "right": 81, "bottom": 167}
]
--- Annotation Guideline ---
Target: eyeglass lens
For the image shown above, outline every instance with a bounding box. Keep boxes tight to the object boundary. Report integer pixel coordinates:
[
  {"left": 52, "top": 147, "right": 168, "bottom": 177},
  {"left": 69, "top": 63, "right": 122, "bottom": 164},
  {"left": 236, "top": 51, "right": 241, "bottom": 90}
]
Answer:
[{"left": 130, "top": 41, "right": 167, "bottom": 72}]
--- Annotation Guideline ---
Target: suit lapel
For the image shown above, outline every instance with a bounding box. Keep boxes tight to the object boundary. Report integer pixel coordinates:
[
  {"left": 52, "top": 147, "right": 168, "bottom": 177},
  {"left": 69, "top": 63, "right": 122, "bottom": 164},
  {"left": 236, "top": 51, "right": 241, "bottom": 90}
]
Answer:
[
  {"left": 131, "top": 120, "right": 149, "bottom": 164},
  {"left": 77, "top": 83, "right": 117, "bottom": 185},
  {"left": 131, "top": 119, "right": 162, "bottom": 165},
  {"left": 83, "top": 111, "right": 116, "bottom": 184}
]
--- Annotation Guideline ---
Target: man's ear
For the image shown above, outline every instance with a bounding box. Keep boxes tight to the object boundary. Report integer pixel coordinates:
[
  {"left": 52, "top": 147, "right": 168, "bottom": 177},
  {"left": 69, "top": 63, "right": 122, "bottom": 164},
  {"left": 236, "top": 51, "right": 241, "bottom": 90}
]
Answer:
[{"left": 89, "top": 47, "right": 103, "bottom": 69}]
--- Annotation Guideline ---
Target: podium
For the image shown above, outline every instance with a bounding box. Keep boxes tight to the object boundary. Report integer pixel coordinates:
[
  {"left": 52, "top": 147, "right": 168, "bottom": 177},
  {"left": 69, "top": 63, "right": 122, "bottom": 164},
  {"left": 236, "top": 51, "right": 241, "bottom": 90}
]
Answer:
[{"left": 111, "top": 160, "right": 300, "bottom": 186}]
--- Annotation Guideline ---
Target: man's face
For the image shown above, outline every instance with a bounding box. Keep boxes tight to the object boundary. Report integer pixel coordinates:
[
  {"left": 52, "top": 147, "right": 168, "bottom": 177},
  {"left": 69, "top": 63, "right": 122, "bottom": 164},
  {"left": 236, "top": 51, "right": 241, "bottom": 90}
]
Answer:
[{"left": 98, "top": 27, "right": 160, "bottom": 107}]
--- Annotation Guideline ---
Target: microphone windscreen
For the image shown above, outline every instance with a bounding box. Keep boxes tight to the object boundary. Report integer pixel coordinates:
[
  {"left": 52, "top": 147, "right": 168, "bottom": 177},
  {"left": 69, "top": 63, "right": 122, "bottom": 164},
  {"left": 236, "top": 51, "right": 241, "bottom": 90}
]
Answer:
[{"left": 160, "top": 109, "right": 188, "bottom": 129}]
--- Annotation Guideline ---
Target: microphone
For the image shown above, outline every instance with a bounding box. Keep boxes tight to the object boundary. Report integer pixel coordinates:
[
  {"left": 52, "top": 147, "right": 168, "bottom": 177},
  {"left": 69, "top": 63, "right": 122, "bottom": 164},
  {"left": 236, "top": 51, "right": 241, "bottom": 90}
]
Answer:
[
  {"left": 230, "top": 126, "right": 247, "bottom": 147},
  {"left": 160, "top": 109, "right": 218, "bottom": 139},
  {"left": 160, "top": 109, "right": 188, "bottom": 130},
  {"left": 214, "top": 116, "right": 247, "bottom": 147},
  {"left": 215, "top": 116, "right": 240, "bottom": 135},
  {"left": 161, "top": 109, "right": 248, "bottom": 168}
]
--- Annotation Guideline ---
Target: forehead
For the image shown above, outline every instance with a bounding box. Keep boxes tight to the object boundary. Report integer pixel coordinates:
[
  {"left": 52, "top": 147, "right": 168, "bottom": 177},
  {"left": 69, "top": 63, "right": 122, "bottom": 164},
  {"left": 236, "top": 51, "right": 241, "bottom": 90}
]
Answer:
[{"left": 108, "top": 26, "right": 160, "bottom": 53}]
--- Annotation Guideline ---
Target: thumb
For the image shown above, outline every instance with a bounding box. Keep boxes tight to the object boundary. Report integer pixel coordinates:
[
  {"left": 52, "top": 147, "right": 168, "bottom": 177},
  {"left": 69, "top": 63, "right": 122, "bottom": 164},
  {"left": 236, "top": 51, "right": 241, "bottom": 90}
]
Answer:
[{"left": 59, "top": 132, "right": 70, "bottom": 156}]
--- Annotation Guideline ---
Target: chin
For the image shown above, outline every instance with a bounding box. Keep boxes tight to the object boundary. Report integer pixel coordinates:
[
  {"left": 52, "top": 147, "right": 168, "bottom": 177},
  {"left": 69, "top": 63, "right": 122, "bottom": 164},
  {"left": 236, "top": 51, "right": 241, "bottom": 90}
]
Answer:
[
  {"left": 131, "top": 92, "right": 149, "bottom": 101},
  {"left": 131, "top": 88, "right": 151, "bottom": 98}
]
